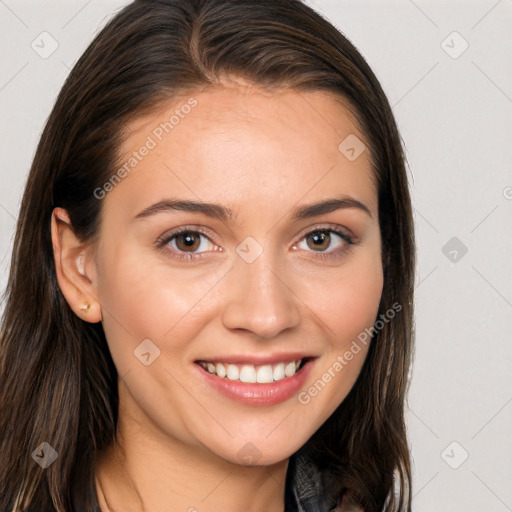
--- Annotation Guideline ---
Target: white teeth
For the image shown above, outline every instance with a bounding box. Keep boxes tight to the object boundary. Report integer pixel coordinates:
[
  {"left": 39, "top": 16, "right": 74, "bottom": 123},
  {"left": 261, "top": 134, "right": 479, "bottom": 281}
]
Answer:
[
  {"left": 226, "top": 364, "right": 239, "bottom": 380},
  {"left": 284, "top": 361, "right": 296, "bottom": 377},
  {"left": 199, "top": 359, "right": 304, "bottom": 382},
  {"left": 240, "top": 365, "right": 257, "bottom": 383},
  {"left": 273, "top": 363, "right": 285, "bottom": 381},
  {"left": 256, "top": 365, "right": 274, "bottom": 384},
  {"left": 216, "top": 362, "right": 226, "bottom": 378}
]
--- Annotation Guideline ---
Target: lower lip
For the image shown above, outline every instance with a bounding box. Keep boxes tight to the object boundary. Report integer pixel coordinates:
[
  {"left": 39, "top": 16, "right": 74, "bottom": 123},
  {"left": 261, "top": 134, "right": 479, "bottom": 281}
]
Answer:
[{"left": 194, "top": 359, "right": 315, "bottom": 406}]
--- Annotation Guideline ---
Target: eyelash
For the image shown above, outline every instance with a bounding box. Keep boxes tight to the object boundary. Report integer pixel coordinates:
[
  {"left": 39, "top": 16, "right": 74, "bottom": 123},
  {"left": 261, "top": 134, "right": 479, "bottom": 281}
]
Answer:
[{"left": 154, "top": 224, "right": 355, "bottom": 262}]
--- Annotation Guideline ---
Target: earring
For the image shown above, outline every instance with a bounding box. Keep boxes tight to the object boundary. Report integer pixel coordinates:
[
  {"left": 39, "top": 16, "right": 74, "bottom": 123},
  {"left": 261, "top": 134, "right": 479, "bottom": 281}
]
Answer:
[{"left": 80, "top": 303, "right": 90, "bottom": 314}]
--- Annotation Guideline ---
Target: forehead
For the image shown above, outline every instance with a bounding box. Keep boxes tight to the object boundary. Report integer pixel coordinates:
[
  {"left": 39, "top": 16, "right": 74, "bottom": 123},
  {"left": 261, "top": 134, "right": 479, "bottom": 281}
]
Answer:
[
  {"left": 124, "top": 83, "right": 367, "bottom": 152},
  {"left": 109, "top": 84, "right": 377, "bottom": 219}
]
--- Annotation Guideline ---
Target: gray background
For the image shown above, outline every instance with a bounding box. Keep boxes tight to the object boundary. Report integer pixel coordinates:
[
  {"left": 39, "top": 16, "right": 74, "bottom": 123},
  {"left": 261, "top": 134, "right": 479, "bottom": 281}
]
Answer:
[{"left": 1, "top": 1, "right": 511, "bottom": 510}]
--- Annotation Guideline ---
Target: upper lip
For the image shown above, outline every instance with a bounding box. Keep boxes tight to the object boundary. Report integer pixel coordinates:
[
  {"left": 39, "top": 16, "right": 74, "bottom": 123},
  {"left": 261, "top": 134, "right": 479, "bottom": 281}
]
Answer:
[{"left": 195, "top": 353, "right": 316, "bottom": 365}]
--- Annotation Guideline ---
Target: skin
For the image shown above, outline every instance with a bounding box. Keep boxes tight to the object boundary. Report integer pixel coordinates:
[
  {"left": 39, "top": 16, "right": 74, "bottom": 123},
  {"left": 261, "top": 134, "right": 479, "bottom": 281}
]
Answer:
[{"left": 51, "top": 80, "right": 383, "bottom": 512}]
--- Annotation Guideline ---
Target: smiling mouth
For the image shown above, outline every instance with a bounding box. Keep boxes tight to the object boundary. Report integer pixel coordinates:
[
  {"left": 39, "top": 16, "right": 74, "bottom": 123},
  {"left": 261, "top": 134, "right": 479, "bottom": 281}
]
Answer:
[{"left": 196, "top": 358, "right": 309, "bottom": 383}]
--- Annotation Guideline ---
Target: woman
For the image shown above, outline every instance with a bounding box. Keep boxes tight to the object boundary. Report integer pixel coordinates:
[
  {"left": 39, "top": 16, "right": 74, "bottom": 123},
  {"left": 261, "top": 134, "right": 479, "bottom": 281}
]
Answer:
[{"left": 0, "top": 1, "right": 415, "bottom": 511}]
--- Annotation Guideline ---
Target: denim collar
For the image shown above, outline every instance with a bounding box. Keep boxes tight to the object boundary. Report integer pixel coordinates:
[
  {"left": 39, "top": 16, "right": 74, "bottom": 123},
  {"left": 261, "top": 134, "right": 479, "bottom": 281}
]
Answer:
[{"left": 285, "top": 451, "right": 342, "bottom": 512}]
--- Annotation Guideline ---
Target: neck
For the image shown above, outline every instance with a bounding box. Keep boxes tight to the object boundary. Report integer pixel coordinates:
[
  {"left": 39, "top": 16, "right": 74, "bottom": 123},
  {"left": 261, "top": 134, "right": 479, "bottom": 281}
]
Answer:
[{"left": 94, "top": 385, "right": 288, "bottom": 512}]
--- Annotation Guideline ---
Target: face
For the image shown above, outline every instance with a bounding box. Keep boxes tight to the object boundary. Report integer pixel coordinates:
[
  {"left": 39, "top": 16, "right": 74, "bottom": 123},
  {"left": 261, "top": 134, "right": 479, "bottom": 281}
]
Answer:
[{"left": 85, "top": 83, "right": 383, "bottom": 465}]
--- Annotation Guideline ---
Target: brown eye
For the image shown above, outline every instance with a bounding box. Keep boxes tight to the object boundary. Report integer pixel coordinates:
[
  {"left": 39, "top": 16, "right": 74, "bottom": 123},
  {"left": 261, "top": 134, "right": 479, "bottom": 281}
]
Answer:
[
  {"left": 305, "top": 230, "right": 332, "bottom": 251},
  {"left": 174, "top": 232, "right": 202, "bottom": 252},
  {"left": 294, "top": 227, "right": 354, "bottom": 261},
  {"left": 155, "top": 227, "right": 219, "bottom": 261}
]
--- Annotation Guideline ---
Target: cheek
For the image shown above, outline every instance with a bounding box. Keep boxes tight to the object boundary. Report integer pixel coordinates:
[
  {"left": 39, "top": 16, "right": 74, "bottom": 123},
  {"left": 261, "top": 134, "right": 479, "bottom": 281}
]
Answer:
[
  {"left": 95, "top": 244, "right": 225, "bottom": 367},
  {"left": 329, "top": 273, "right": 383, "bottom": 348},
  {"left": 297, "top": 261, "right": 383, "bottom": 423},
  {"left": 312, "top": 252, "right": 384, "bottom": 347}
]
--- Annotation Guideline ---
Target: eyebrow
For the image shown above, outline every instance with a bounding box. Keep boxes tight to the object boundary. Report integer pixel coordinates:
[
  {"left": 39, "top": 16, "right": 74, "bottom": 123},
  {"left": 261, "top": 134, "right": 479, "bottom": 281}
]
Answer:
[{"left": 134, "top": 195, "right": 373, "bottom": 222}]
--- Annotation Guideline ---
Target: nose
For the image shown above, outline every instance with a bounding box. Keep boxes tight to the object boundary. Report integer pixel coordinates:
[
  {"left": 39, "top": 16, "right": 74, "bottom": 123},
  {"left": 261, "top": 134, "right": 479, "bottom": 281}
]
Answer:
[{"left": 221, "top": 250, "right": 301, "bottom": 339}]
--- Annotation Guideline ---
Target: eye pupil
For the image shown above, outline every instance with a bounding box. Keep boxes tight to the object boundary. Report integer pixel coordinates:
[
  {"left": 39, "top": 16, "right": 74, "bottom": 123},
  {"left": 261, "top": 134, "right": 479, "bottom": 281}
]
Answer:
[
  {"left": 177, "top": 232, "right": 200, "bottom": 251},
  {"left": 307, "top": 231, "right": 330, "bottom": 251}
]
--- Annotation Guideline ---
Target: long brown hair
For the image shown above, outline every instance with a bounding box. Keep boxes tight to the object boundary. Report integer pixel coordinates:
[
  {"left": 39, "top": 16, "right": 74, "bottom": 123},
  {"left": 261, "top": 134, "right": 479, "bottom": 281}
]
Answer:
[{"left": 0, "top": 1, "right": 415, "bottom": 510}]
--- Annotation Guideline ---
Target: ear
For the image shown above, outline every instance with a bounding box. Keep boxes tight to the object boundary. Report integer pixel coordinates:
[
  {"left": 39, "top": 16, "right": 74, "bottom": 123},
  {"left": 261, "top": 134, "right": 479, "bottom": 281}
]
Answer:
[{"left": 51, "top": 207, "right": 102, "bottom": 323}]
